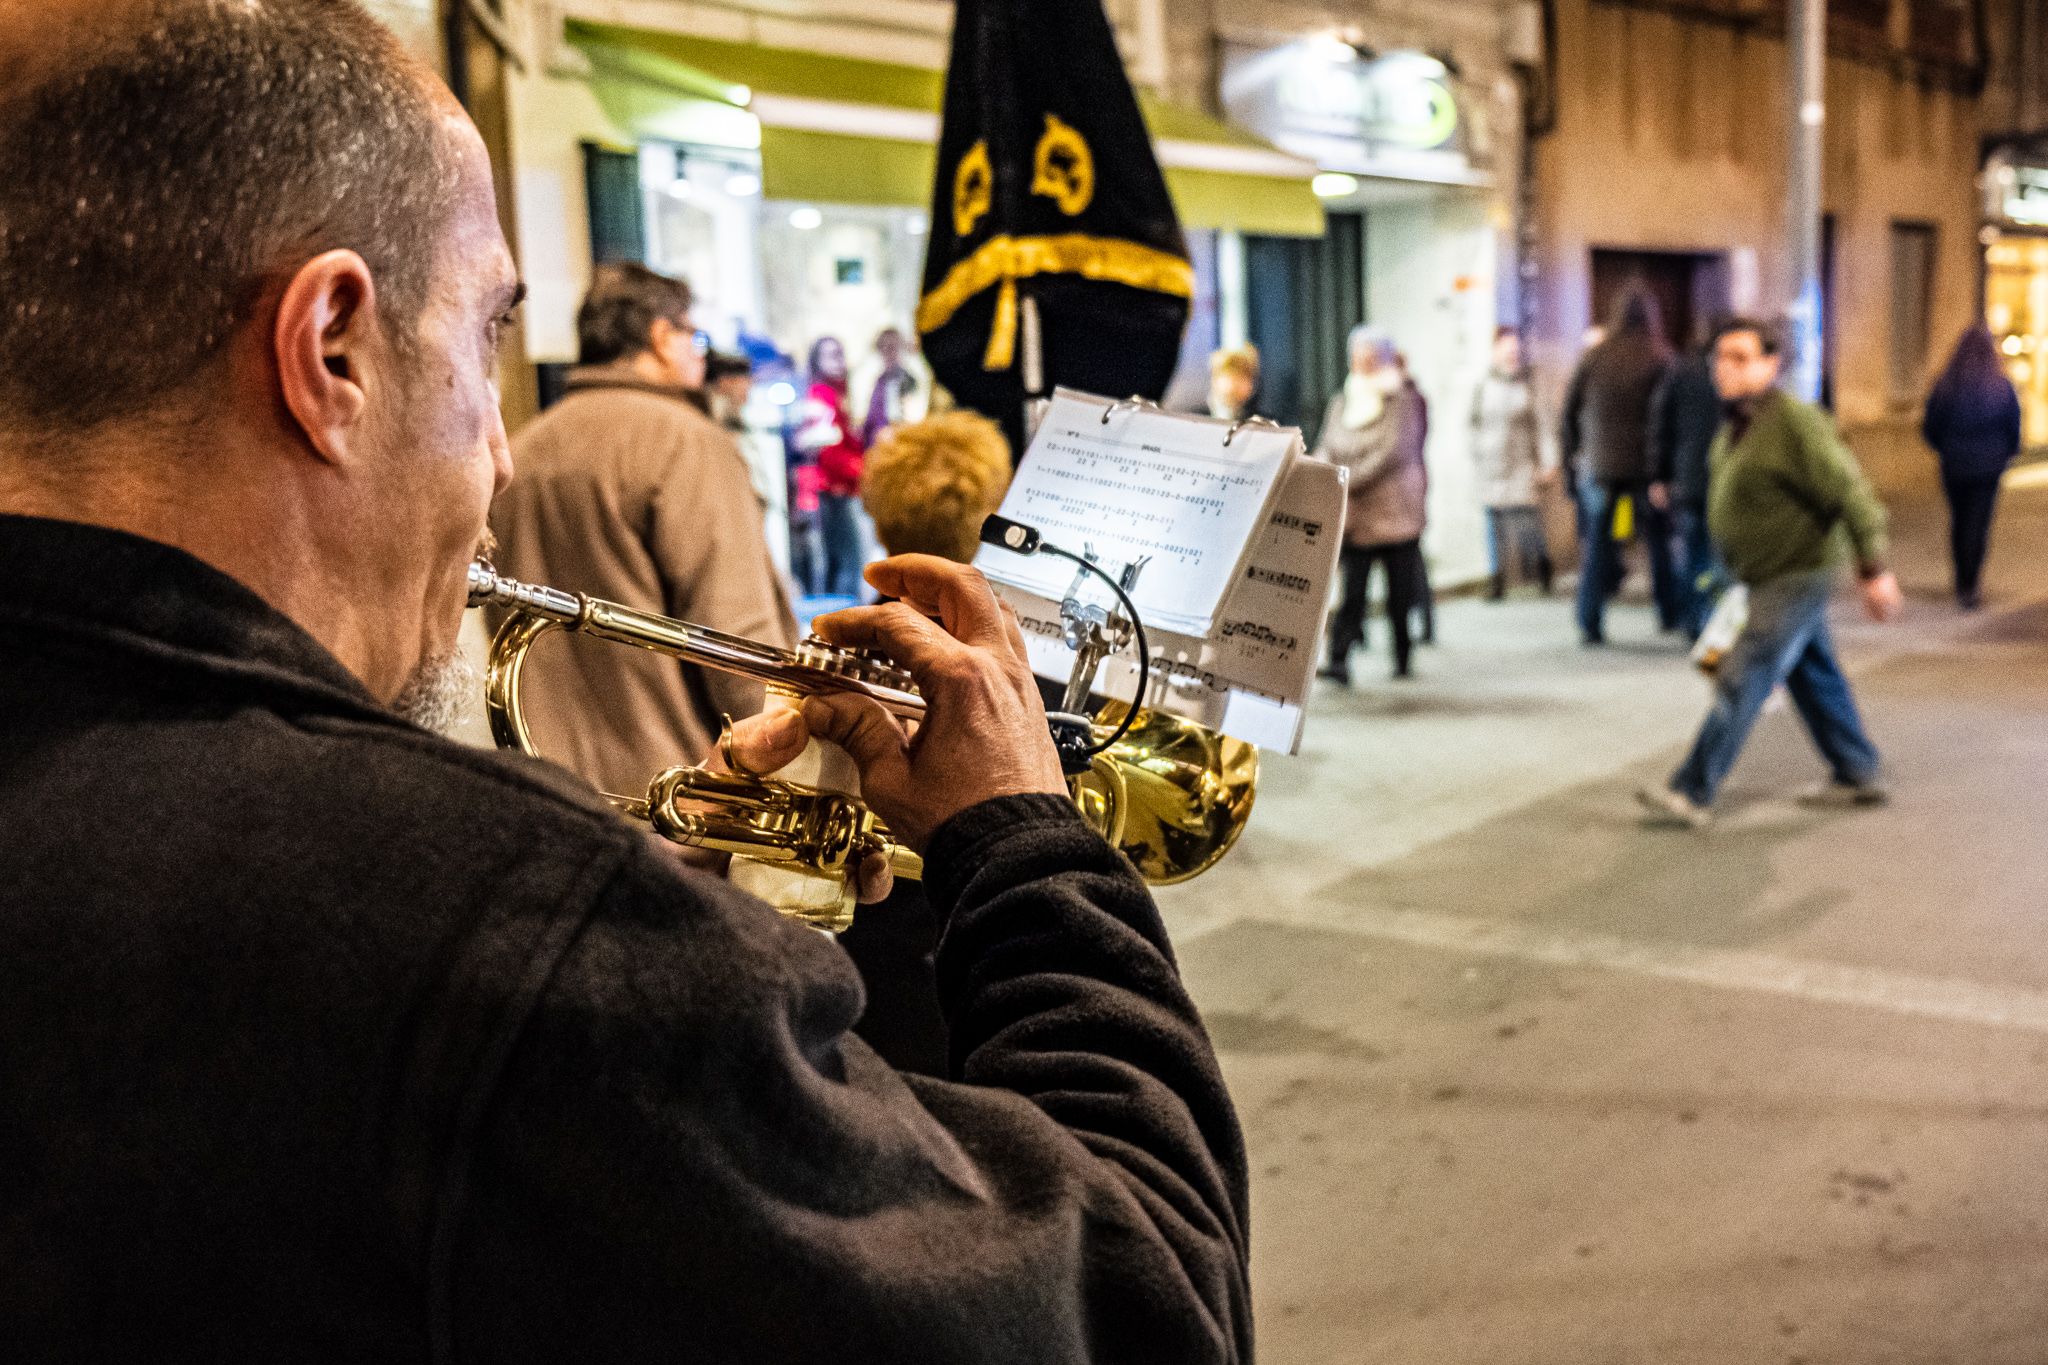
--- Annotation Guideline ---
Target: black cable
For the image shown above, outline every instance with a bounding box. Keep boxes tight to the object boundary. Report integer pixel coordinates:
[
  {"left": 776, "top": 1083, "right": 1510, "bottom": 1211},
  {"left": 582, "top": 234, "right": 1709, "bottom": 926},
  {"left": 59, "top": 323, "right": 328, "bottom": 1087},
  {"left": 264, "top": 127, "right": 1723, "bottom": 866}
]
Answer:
[{"left": 1038, "top": 544, "right": 1150, "bottom": 756}]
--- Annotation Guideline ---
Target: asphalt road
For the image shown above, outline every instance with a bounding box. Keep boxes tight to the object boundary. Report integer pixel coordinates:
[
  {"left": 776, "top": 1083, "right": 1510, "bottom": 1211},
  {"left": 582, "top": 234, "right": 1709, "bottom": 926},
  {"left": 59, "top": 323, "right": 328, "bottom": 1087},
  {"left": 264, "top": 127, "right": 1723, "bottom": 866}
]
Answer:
[{"left": 1158, "top": 478, "right": 2048, "bottom": 1363}]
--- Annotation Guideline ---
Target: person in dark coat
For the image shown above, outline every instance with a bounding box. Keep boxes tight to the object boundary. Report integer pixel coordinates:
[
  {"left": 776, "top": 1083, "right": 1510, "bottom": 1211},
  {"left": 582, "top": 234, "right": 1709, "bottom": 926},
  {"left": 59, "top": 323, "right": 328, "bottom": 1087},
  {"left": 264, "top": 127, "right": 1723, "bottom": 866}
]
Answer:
[
  {"left": 1648, "top": 333, "right": 1727, "bottom": 637},
  {"left": 1922, "top": 325, "right": 2025, "bottom": 610},
  {"left": 1561, "top": 291, "right": 1680, "bottom": 644},
  {"left": 0, "top": 5, "right": 1252, "bottom": 1361}
]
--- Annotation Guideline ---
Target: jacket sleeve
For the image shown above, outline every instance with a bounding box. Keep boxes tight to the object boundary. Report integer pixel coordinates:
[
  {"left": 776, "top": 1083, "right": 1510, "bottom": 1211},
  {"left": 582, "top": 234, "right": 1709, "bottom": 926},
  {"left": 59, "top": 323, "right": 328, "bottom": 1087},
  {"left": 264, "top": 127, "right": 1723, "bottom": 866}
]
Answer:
[
  {"left": 445, "top": 795, "right": 1250, "bottom": 1365},
  {"left": 648, "top": 426, "right": 800, "bottom": 718},
  {"left": 1559, "top": 358, "right": 1588, "bottom": 474},
  {"left": 1920, "top": 389, "right": 1949, "bottom": 455},
  {"left": 1646, "top": 370, "right": 1676, "bottom": 484},
  {"left": 1794, "top": 409, "right": 1890, "bottom": 576},
  {"left": 2002, "top": 384, "right": 2024, "bottom": 460}
]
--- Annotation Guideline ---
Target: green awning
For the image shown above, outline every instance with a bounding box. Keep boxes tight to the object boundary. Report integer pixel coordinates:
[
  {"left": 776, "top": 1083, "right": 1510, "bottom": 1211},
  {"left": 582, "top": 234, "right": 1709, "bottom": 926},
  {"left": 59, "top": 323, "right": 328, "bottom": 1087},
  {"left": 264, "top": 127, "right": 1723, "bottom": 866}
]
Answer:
[
  {"left": 758, "top": 129, "right": 936, "bottom": 208},
  {"left": 566, "top": 19, "right": 1324, "bottom": 236},
  {"left": 574, "top": 38, "right": 760, "bottom": 151}
]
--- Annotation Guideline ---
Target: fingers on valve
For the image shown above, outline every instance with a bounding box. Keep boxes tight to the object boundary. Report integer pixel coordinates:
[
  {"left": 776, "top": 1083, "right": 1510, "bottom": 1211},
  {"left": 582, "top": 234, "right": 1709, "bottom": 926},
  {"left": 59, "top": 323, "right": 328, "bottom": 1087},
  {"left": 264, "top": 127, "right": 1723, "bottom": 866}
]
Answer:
[{"left": 865, "top": 555, "right": 1009, "bottom": 649}]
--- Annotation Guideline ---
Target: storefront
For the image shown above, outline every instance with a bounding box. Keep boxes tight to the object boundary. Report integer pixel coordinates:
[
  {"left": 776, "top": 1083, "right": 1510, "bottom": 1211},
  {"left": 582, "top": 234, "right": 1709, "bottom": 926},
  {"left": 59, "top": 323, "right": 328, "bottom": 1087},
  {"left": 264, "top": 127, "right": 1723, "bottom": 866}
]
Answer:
[
  {"left": 511, "top": 17, "right": 1323, "bottom": 403},
  {"left": 1981, "top": 141, "right": 2048, "bottom": 453},
  {"left": 1214, "top": 35, "right": 1515, "bottom": 586}
]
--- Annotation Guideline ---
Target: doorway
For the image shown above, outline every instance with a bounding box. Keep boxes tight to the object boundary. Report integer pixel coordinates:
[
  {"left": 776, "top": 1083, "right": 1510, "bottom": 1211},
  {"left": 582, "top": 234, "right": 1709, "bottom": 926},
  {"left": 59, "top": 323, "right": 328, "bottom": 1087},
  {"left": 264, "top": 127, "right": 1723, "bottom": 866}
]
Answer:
[
  {"left": 1245, "top": 211, "right": 1367, "bottom": 436},
  {"left": 1590, "top": 248, "right": 1732, "bottom": 353}
]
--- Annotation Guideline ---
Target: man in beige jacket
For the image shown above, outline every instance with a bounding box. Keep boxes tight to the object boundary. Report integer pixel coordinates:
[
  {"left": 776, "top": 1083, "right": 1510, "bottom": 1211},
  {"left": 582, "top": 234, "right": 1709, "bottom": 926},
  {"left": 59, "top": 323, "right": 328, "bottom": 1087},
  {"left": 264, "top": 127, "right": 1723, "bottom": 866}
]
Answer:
[{"left": 492, "top": 264, "right": 796, "bottom": 796}]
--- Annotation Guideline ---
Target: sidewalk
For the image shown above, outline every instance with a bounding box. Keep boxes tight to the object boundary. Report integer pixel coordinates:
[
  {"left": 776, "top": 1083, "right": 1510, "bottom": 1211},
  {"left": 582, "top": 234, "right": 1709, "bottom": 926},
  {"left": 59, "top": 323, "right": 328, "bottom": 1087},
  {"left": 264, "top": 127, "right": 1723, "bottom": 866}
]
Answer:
[{"left": 1160, "top": 479, "right": 2048, "bottom": 1363}]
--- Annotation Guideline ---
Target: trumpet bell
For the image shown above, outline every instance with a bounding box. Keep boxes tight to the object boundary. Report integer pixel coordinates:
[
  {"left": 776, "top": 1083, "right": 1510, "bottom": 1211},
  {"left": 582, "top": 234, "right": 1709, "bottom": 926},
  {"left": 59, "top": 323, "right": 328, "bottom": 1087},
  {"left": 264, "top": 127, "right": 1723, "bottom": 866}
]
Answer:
[{"left": 1090, "top": 704, "right": 1258, "bottom": 884}]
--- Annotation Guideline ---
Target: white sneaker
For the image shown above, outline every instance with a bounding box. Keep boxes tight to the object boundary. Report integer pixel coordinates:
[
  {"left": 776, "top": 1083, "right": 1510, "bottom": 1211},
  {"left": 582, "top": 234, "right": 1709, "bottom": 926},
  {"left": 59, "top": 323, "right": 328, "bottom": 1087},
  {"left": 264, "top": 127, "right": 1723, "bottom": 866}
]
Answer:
[
  {"left": 1636, "top": 785, "right": 1712, "bottom": 829},
  {"left": 1796, "top": 780, "right": 1889, "bottom": 810}
]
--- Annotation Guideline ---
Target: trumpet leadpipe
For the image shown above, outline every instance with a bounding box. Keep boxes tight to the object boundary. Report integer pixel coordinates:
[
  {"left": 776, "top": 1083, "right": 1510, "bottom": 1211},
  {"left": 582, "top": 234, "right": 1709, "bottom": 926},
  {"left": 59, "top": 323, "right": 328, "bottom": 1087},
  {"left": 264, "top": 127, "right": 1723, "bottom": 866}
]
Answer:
[{"left": 467, "top": 561, "right": 926, "bottom": 721}]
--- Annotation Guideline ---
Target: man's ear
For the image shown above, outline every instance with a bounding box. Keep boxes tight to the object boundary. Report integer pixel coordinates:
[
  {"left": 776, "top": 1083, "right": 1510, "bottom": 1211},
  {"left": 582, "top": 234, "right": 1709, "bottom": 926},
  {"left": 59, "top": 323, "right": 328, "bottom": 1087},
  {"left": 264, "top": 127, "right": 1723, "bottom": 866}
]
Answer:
[{"left": 274, "top": 250, "right": 378, "bottom": 466}]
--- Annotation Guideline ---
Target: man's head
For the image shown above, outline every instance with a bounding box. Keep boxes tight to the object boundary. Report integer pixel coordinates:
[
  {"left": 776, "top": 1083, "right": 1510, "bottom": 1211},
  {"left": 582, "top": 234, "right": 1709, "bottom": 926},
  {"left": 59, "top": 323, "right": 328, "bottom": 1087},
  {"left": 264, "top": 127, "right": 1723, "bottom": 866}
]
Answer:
[
  {"left": 705, "top": 352, "right": 753, "bottom": 421},
  {"left": 1712, "top": 318, "right": 1785, "bottom": 403},
  {"left": 576, "top": 263, "right": 702, "bottom": 390},
  {"left": 0, "top": 0, "right": 520, "bottom": 718},
  {"left": 874, "top": 328, "right": 907, "bottom": 368}
]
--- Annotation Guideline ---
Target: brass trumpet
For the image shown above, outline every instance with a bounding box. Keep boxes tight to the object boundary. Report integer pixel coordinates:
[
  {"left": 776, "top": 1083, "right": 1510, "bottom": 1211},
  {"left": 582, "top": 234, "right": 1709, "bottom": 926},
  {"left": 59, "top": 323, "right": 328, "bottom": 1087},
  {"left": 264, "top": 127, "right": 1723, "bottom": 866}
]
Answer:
[{"left": 466, "top": 562, "right": 1256, "bottom": 931}]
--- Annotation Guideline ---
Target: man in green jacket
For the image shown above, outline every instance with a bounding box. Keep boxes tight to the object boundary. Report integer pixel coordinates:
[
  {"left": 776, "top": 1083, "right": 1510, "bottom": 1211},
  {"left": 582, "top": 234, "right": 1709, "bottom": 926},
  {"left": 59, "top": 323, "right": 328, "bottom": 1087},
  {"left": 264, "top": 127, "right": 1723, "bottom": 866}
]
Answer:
[{"left": 1638, "top": 319, "right": 1903, "bottom": 826}]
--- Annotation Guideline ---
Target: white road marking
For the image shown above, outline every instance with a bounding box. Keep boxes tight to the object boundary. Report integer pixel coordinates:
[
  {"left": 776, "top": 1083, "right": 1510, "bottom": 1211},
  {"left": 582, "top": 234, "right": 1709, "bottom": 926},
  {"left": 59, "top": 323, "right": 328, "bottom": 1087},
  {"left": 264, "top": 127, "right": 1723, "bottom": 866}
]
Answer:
[{"left": 1341, "top": 905, "right": 2048, "bottom": 1035}]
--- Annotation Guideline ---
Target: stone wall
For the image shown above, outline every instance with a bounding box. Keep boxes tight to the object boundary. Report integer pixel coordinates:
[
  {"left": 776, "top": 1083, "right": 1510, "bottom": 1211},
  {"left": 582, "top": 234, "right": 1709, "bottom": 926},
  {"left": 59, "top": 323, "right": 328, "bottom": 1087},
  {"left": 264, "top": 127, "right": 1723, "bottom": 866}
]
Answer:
[{"left": 1531, "top": 0, "right": 1981, "bottom": 490}]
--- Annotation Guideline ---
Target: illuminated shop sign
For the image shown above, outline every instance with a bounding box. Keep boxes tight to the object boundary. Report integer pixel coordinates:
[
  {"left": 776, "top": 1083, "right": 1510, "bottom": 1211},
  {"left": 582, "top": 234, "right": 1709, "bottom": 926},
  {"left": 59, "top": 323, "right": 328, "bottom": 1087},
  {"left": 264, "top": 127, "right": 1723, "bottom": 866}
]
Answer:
[
  {"left": 1221, "top": 39, "right": 1475, "bottom": 182},
  {"left": 2004, "top": 168, "right": 2048, "bottom": 228}
]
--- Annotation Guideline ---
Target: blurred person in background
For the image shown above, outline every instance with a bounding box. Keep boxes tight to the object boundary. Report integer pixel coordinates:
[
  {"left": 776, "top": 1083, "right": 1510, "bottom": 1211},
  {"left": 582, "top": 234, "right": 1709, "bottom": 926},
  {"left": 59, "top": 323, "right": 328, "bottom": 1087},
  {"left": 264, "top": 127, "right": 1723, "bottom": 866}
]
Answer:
[
  {"left": 707, "top": 351, "right": 793, "bottom": 588},
  {"left": 1922, "top": 325, "right": 2024, "bottom": 611},
  {"left": 1638, "top": 319, "right": 1900, "bottom": 828},
  {"left": 492, "top": 265, "right": 796, "bottom": 798},
  {"left": 1562, "top": 291, "right": 1678, "bottom": 645},
  {"left": 1648, "top": 322, "right": 1728, "bottom": 638},
  {"left": 1316, "top": 326, "right": 1429, "bottom": 684},
  {"left": 857, "top": 326, "right": 926, "bottom": 448},
  {"left": 1472, "top": 325, "right": 1557, "bottom": 599},
  {"left": 1397, "top": 350, "right": 1438, "bottom": 645},
  {"left": 1207, "top": 344, "right": 1261, "bottom": 421},
  {"left": 863, "top": 411, "right": 1014, "bottom": 564},
  {"left": 797, "top": 336, "right": 866, "bottom": 597}
]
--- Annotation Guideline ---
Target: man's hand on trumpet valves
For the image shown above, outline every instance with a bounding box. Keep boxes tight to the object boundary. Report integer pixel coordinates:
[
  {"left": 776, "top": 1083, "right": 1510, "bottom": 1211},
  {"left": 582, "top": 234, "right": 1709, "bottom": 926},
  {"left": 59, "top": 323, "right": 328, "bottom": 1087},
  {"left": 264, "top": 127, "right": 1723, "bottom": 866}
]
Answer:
[
  {"left": 683, "top": 705, "right": 897, "bottom": 903},
  {"left": 804, "top": 555, "right": 1069, "bottom": 852}
]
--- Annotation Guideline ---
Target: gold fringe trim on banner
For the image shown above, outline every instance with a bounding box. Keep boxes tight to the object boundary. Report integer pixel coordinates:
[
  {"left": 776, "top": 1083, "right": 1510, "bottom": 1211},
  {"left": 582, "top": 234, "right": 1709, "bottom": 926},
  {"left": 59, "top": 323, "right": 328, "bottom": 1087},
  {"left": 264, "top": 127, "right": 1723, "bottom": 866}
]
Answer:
[{"left": 916, "top": 234, "right": 1196, "bottom": 373}]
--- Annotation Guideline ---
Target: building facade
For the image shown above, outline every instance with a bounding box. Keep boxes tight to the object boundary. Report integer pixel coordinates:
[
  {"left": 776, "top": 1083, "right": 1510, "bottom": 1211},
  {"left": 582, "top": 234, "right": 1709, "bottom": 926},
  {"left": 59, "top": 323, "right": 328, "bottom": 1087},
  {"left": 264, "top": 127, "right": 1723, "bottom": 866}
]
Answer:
[
  {"left": 490, "top": 0, "right": 1529, "bottom": 585},
  {"left": 1530, "top": 0, "right": 1994, "bottom": 491}
]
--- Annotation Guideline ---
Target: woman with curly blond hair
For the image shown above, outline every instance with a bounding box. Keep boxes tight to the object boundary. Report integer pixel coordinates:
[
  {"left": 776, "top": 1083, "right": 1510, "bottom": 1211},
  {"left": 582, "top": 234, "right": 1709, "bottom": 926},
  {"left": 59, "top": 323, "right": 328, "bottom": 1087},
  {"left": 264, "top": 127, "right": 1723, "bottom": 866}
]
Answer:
[{"left": 860, "top": 411, "right": 1014, "bottom": 563}]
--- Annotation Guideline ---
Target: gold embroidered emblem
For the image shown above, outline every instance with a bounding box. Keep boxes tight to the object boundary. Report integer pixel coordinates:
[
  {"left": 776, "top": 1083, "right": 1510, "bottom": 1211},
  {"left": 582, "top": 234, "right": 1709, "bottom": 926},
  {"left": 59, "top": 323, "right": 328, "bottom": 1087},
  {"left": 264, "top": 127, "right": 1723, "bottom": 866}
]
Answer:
[
  {"left": 1030, "top": 115, "right": 1094, "bottom": 217},
  {"left": 952, "top": 140, "right": 994, "bottom": 239}
]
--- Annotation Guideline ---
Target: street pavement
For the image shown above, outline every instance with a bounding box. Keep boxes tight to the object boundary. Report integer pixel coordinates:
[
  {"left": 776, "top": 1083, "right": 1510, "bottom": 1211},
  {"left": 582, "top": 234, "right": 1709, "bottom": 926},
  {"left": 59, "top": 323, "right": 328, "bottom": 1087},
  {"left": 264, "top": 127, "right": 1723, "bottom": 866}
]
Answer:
[{"left": 1158, "top": 477, "right": 2048, "bottom": 1363}]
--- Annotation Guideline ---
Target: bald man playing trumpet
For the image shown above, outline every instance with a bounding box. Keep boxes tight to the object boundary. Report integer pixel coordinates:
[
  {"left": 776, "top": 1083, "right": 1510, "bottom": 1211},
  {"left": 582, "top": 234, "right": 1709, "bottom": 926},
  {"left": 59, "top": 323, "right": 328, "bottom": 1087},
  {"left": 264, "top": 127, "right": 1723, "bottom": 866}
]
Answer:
[{"left": 0, "top": 2, "right": 1249, "bottom": 1360}]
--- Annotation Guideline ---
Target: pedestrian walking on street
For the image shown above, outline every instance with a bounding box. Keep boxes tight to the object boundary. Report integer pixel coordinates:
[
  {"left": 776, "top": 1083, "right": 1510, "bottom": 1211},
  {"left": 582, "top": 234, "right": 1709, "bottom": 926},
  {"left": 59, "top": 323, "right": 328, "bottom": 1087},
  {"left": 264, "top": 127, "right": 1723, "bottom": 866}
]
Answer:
[
  {"left": 1398, "top": 350, "right": 1439, "bottom": 644},
  {"left": 796, "top": 336, "right": 867, "bottom": 597},
  {"left": 1562, "top": 291, "right": 1680, "bottom": 644},
  {"left": 1472, "top": 325, "right": 1558, "bottom": 598},
  {"left": 1638, "top": 319, "right": 1902, "bottom": 828},
  {"left": 1316, "top": 327, "right": 1429, "bottom": 683},
  {"left": 1922, "top": 325, "right": 2024, "bottom": 611},
  {"left": 1648, "top": 327, "right": 1728, "bottom": 636}
]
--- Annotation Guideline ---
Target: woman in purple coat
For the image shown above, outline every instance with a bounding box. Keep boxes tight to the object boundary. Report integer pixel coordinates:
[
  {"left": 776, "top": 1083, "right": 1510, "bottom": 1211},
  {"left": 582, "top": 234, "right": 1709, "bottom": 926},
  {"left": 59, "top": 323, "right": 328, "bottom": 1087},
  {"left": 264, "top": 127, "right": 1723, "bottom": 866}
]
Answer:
[{"left": 1922, "top": 326, "right": 2024, "bottom": 610}]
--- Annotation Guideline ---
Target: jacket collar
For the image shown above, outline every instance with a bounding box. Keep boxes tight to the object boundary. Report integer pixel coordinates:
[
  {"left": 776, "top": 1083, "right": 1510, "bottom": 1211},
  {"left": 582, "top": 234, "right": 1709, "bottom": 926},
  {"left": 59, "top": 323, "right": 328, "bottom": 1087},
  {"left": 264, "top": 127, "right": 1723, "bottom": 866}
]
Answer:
[
  {"left": 0, "top": 512, "right": 390, "bottom": 719},
  {"left": 563, "top": 362, "right": 712, "bottom": 415}
]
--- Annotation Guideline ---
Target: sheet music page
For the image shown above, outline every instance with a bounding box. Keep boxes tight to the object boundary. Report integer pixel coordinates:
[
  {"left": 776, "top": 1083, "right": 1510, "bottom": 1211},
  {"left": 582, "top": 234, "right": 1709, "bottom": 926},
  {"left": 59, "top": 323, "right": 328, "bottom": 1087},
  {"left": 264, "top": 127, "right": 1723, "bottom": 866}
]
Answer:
[
  {"left": 976, "top": 388, "right": 1299, "bottom": 637},
  {"left": 991, "top": 456, "right": 1348, "bottom": 754}
]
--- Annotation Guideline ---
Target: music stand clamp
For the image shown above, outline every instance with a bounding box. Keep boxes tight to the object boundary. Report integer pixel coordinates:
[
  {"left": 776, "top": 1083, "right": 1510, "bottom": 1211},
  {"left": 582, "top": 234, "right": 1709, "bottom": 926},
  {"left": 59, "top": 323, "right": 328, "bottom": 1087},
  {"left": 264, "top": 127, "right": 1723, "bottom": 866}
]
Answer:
[{"left": 1046, "top": 548, "right": 1148, "bottom": 771}]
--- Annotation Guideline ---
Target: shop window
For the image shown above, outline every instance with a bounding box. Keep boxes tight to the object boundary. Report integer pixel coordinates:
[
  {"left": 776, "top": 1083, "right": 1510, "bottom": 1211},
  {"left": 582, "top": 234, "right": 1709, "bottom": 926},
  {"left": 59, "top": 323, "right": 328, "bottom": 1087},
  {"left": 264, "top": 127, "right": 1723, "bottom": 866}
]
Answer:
[{"left": 1888, "top": 221, "right": 1938, "bottom": 404}]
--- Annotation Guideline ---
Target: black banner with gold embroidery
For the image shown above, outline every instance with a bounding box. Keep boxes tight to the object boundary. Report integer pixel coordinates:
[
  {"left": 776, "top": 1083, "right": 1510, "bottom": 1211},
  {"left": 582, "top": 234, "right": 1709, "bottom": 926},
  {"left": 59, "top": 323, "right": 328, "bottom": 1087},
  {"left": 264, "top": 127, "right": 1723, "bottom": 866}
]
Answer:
[{"left": 916, "top": 0, "right": 1191, "bottom": 452}]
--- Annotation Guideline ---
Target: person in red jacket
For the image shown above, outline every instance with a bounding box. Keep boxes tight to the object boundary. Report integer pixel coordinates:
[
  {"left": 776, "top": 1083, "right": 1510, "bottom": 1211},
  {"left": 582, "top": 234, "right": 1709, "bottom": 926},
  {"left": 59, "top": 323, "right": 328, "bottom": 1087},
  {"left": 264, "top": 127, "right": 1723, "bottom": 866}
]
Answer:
[{"left": 797, "top": 336, "right": 867, "bottom": 596}]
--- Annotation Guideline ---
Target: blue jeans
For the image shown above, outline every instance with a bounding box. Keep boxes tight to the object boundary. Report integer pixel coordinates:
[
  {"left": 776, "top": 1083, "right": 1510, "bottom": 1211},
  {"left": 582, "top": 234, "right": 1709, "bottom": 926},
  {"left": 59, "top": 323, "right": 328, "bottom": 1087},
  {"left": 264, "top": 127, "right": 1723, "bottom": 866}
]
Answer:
[
  {"left": 1577, "top": 480, "right": 1680, "bottom": 639},
  {"left": 819, "top": 492, "right": 865, "bottom": 598},
  {"left": 1669, "top": 570, "right": 1881, "bottom": 807},
  {"left": 1672, "top": 503, "right": 1724, "bottom": 639},
  {"left": 1485, "top": 506, "right": 1549, "bottom": 581}
]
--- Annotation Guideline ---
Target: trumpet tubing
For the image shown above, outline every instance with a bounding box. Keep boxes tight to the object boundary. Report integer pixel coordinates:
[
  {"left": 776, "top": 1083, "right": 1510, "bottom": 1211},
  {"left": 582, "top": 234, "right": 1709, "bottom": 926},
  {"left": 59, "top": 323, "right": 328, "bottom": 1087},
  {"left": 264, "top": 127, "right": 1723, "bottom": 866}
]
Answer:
[{"left": 466, "top": 562, "right": 1256, "bottom": 930}]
